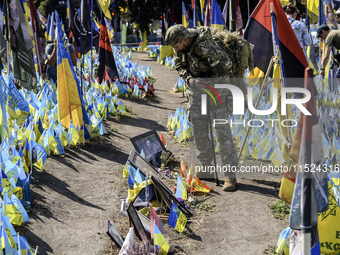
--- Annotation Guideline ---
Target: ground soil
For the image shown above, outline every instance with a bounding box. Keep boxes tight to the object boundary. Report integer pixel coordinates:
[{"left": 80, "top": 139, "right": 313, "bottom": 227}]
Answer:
[{"left": 24, "top": 51, "right": 288, "bottom": 255}]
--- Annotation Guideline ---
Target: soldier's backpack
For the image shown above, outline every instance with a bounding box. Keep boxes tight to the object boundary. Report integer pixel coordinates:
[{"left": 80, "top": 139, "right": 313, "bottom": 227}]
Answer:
[{"left": 210, "top": 29, "right": 254, "bottom": 78}]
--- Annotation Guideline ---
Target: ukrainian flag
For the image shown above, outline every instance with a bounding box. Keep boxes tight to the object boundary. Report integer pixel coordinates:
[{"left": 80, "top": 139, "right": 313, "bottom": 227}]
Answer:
[
  {"left": 182, "top": 2, "right": 188, "bottom": 28},
  {"left": 307, "top": 0, "right": 319, "bottom": 24},
  {"left": 7, "top": 77, "right": 30, "bottom": 121},
  {"left": 275, "top": 227, "right": 290, "bottom": 254},
  {"left": 3, "top": 192, "right": 24, "bottom": 225},
  {"left": 31, "top": 141, "right": 47, "bottom": 171},
  {"left": 1, "top": 225, "right": 18, "bottom": 254},
  {"left": 175, "top": 173, "right": 187, "bottom": 200},
  {"left": 56, "top": 11, "right": 83, "bottom": 129},
  {"left": 211, "top": 0, "right": 224, "bottom": 31},
  {"left": 167, "top": 202, "right": 187, "bottom": 233},
  {"left": 0, "top": 170, "right": 11, "bottom": 196},
  {"left": 105, "top": 17, "right": 114, "bottom": 40},
  {"left": 1, "top": 211, "right": 18, "bottom": 252},
  {"left": 47, "top": 12, "right": 55, "bottom": 41},
  {"left": 154, "top": 222, "right": 170, "bottom": 255}
]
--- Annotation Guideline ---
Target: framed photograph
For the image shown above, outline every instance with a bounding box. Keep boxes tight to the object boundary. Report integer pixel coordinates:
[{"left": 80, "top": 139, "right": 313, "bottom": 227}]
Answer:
[
  {"left": 107, "top": 220, "right": 124, "bottom": 248},
  {"left": 127, "top": 203, "right": 151, "bottom": 243},
  {"left": 128, "top": 148, "right": 160, "bottom": 177},
  {"left": 130, "top": 130, "right": 167, "bottom": 168},
  {"left": 151, "top": 175, "right": 192, "bottom": 218}
]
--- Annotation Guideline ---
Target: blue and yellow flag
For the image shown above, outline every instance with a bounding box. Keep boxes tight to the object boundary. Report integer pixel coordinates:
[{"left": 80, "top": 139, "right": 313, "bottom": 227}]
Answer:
[
  {"left": 47, "top": 12, "right": 55, "bottom": 41},
  {"left": 1, "top": 225, "right": 17, "bottom": 254},
  {"left": 0, "top": 75, "right": 8, "bottom": 134},
  {"left": 7, "top": 77, "right": 30, "bottom": 121},
  {"left": 56, "top": 11, "right": 83, "bottom": 129},
  {"left": 19, "top": 235, "right": 35, "bottom": 255},
  {"left": 1, "top": 211, "right": 18, "bottom": 252},
  {"left": 211, "top": 0, "right": 224, "bottom": 31},
  {"left": 105, "top": 17, "right": 114, "bottom": 40},
  {"left": 67, "top": 121, "right": 79, "bottom": 146},
  {"left": 10, "top": 194, "right": 29, "bottom": 222},
  {"left": 3, "top": 192, "right": 24, "bottom": 226},
  {"left": 0, "top": 170, "right": 11, "bottom": 197},
  {"left": 275, "top": 227, "right": 290, "bottom": 254},
  {"left": 176, "top": 173, "right": 187, "bottom": 200},
  {"left": 31, "top": 141, "right": 47, "bottom": 171},
  {"left": 182, "top": 2, "right": 188, "bottom": 28},
  {"left": 154, "top": 222, "right": 169, "bottom": 255},
  {"left": 167, "top": 202, "right": 187, "bottom": 233},
  {"left": 21, "top": 174, "right": 31, "bottom": 208}
]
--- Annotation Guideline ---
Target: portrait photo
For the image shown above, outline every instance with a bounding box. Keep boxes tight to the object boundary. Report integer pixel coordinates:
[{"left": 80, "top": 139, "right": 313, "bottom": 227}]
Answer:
[{"left": 130, "top": 130, "right": 167, "bottom": 169}]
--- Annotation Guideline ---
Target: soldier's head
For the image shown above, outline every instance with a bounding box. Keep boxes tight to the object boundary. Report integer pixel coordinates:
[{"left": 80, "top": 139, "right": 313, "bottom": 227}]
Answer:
[
  {"left": 317, "top": 24, "right": 330, "bottom": 40},
  {"left": 165, "top": 25, "right": 196, "bottom": 52}
]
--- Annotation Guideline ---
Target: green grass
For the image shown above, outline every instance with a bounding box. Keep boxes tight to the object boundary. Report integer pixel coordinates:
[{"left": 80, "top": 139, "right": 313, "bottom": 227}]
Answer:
[
  {"left": 269, "top": 199, "right": 290, "bottom": 221},
  {"left": 263, "top": 245, "right": 277, "bottom": 254}
]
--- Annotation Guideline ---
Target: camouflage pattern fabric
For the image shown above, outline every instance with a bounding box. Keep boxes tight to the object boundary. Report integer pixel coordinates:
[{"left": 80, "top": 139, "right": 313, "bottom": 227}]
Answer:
[
  {"left": 188, "top": 81, "right": 238, "bottom": 177},
  {"left": 165, "top": 24, "right": 196, "bottom": 46},
  {"left": 174, "top": 27, "right": 234, "bottom": 85},
  {"left": 170, "top": 26, "right": 245, "bottom": 175}
]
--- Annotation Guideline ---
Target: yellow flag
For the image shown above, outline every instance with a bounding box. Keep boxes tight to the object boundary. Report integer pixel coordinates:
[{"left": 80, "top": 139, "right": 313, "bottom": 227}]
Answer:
[
  {"left": 98, "top": 0, "right": 111, "bottom": 19},
  {"left": 57, "top": 53, "right": 83, "bottom": 129},
  {"left": 318, "top": 182, "right": 340, "bottom": 254}
]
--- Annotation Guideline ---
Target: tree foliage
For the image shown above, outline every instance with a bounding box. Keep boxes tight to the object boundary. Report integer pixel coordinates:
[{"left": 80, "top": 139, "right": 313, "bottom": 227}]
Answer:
[{"left": 112, "top": 0, "right": 259, "bottom": 33}]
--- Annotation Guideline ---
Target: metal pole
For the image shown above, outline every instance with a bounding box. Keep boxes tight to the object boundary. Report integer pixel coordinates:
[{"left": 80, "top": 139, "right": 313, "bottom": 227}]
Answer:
[
  {"left": 81, "top": 54, "right": 84, "bottom": 92},
  {"left": 34, "top": 31, "right": 42, "bottom": 76},
  {"left": 247, "top": 0, "right": 250, "bottom": 18},
  {"left": 6, "top": 40, "right": 10, "bottom": 81},
  {"left": 206, "top": 94, "right": 220, "bottom": 186},
  {"left": 5, "top": 0, "right": 10, "bottom": 81},
  {"left": 90, "top": 0, "right": 93, "bottom": 80},
  {"left": 237, "top": 58, "right": 274, "bottom": 162},
  {"left": 301, "top": 68, "right": 314, "bottom": 255},
  {"left": 230, "top": 0, "right": 236, "bottom": 32}
]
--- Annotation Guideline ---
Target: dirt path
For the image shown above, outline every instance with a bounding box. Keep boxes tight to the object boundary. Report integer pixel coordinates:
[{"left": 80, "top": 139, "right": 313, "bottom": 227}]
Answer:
[{"left": 26, "top": 51, "right": 287, "bottom": 255}]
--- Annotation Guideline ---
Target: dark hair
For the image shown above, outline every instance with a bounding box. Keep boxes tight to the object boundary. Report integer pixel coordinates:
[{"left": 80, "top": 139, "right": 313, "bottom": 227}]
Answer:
[{"left": 285, "top": 3, "right": 299, "bottom": 15}]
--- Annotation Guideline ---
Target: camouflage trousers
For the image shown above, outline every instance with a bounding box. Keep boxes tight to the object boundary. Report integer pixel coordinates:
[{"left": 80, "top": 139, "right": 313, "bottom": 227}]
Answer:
[{"left": 188, "top": 86, "right": 238, "bottom": 178}]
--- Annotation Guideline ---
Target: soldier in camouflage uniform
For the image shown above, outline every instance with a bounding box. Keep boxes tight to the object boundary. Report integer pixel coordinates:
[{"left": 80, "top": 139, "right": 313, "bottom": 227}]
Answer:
[{"left": 165, "top": 24, "right": 243, "bottom": 191}]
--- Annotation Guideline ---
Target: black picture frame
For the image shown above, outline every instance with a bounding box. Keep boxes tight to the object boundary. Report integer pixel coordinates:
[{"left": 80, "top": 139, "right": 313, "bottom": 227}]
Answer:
[
  {"left": 151, "top": 175, "right": 192, "bottom": 218},
  {"left": 126, "top": 203, "right": 151, "bottom": 243},
  {"left": 128, "top": 148, "right": 160, "bottom": 177},
  {"left": 120, "top": 200, "right": 151, "bottom": 234},
  {"left": 130, "top": 130, "right": 167, "bottom": 168},
  {"left": 106, "top": 220, "right": 124, "bottom": 249}
]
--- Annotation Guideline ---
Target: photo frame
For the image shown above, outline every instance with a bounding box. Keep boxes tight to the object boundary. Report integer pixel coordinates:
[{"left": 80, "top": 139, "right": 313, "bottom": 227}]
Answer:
[
  {"left": 106, "top": 220, "right": 124, "bottom": 248},
  {"left": 127, "top": 203, "right": 151, "bottom": 243},
  {"left": 128, "top": 148, "right": 160, "bottom": 177},
  {"left": 120, "top": 200, "right": 151, "bottom": 234},
  {"left": 151, "top": 175, "right": 192, "bottom": 218},
  {"left": 130, "top": 130, "right": 167, "bottom": 169}
]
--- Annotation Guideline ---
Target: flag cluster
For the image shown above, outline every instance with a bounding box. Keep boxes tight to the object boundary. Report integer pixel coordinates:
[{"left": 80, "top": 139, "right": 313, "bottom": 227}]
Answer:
[{"left": 167, "top": 107, "right": 192, "bottom": 142}]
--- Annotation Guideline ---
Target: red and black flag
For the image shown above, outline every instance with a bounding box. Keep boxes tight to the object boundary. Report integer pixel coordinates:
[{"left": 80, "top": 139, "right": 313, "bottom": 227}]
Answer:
[
  {"left": 68, "top": 0, "right": 80, "bottom": 45},
  {"left": 98, "top": 13, "right": 118, "bottom": 84},
  {"left": 244, "top": 0, "right": 308, "bottom": 79},
  {"left": 29, "top": 0, "right": 45, "bottom": 75},
  {"left": 80, "top": 0, "right": 92, "bottom": 54}
]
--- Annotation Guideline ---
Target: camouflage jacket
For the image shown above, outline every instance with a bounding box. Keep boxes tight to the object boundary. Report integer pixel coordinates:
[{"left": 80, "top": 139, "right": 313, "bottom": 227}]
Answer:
[{"left": 174, "top": 27, "right": 233, "bottom": 86}]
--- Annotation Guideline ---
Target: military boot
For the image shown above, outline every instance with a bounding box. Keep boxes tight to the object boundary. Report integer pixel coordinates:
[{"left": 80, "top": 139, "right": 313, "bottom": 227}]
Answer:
[{"left": 222, "top": 177, "right": 237, "bottom": 191}]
